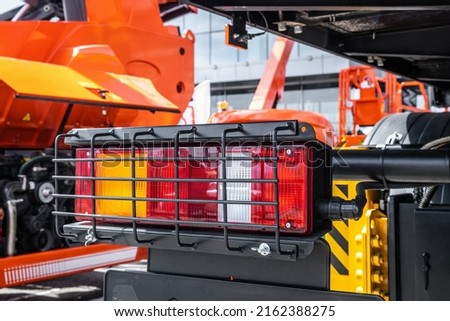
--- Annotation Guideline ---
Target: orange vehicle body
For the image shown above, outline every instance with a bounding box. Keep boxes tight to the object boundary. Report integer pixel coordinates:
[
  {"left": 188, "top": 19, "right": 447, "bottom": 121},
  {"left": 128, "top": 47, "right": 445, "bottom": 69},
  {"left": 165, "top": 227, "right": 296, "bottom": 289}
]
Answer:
[
  {"left": 210, "top": 109, "right": 337, "bottom": 147},
  {"left": 0, "top": 0, "right": 194, "bottom": 149},
  {"left": 339, "top": 66, "right": 429, "bottom": 146},
  {"left": 0, "top": 0, "right": 194, "bottom": 287}
]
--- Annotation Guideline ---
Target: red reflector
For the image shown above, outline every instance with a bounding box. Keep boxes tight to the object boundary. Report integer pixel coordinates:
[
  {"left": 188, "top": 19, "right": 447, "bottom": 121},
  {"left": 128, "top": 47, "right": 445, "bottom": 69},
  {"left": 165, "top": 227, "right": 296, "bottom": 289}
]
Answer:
[
  {"left": 147, "top": 147, "right": 216, "bottom": 221},
  {"left": 75, "top": 145, "right": 312, "bottom": 234},
  {"left": 251, "top": 147, "right": 311, "bottom": 233},
  {"left": 75, "top": 149, "right": 93, "bottom": 215}
]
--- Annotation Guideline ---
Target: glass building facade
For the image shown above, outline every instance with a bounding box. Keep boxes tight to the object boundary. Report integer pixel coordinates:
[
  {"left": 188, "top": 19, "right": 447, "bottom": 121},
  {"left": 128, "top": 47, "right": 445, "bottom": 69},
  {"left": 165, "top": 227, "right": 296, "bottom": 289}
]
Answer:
[{"left": 170, "top": 10, "right": 351, "bottom": 130}]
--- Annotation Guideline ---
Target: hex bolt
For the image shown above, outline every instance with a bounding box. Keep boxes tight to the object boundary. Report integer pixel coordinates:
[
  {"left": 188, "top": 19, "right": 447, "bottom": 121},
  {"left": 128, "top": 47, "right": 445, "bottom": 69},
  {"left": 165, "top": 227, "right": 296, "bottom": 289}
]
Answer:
[
  {"left": 371, "top": 254, "right": 383, "bottom": 266},
  {"left": 251, "top": 243, "right": 271, "bottom": 256},
  {"left": 42, "top": 187, "right": 53, "bottom": 197},
  {"left": 371, "top": 270, "right": 384, "bottom": 283},
  {"left": 371, "top": 235, "right": 383, "bottom": 248}
]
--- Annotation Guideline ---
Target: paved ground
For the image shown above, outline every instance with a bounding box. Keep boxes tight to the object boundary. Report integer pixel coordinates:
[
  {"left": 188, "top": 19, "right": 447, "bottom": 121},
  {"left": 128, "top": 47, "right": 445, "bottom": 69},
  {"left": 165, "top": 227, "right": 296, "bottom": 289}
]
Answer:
[
  {"left": 0, "top": 271, "right": 104, "bottom": 301},
  {"left": 0, "top": 261, "right": 147, "bottom": 301}
]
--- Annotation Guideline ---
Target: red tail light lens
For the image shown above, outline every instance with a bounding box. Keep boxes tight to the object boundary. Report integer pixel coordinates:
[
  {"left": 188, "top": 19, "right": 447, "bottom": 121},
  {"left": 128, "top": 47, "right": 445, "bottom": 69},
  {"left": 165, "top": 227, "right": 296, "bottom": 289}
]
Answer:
[
  {"left": 74, "top": 145, "right": 312, "bottom": 234},
  {"left": 75, "top": 149, "right": 93, "bottom": 215}
]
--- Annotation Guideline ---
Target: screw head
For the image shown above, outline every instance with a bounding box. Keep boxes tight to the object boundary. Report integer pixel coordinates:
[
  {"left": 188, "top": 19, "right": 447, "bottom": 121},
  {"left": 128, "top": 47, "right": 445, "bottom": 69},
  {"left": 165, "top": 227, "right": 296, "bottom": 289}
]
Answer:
[{"left": 257, "top": 243, "right": 271, "bottom": 256}]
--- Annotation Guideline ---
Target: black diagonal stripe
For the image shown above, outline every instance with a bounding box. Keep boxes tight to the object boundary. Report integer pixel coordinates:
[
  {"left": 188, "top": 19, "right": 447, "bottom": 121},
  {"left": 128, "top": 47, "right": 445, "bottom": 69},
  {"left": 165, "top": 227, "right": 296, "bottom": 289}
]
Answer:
[
  {"left": 336, "top": 184, "right": 349, "bottom": 198},
  {"left": 343, "top": 220, "right": 348, "bottom": 226},
  {"left": 329, "top": 227, "right": 349, "bottom": 255},
  {"left": 331, "top": 252, "right": 349, "bottom": 275}
]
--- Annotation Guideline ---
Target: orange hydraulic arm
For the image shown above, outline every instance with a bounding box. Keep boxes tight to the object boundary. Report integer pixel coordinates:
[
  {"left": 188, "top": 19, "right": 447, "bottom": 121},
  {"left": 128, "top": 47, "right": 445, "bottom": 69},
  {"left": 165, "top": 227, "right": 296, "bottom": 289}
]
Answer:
[{"left": 248, "top": 37, "right": 294, "bottom": 110}]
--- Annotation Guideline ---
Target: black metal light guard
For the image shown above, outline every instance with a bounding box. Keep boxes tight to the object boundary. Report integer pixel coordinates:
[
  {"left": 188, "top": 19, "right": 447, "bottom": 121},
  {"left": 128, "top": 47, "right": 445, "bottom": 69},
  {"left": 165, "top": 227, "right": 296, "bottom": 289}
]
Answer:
[{"left": 53, "top": 121, "right": 332, "bottom": 258}]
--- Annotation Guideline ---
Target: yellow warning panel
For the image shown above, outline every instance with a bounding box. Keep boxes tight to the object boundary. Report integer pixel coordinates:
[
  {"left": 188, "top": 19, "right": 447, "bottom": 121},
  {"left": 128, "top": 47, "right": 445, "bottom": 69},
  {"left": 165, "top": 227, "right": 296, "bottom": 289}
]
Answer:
[{"left": 326, "top": 181, "right": 388, "bottom": 300}]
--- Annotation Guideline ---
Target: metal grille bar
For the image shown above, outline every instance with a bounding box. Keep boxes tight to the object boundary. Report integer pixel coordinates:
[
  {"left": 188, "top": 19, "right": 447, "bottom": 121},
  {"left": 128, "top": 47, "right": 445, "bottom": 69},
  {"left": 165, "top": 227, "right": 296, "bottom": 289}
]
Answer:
[
  {"left": 90, "top": 130, "right": 116, "bottom": 242},
  {"left": 272, "top": 123, "right": 295, "bottom": 255},
  {"left": 222, "top": 124, "right": 244, "bottom": 251},
  {"left": 54, "top": 133, "right": 79, "bottom": 240},
  {"left": 53, "top": 176, "right": 278, "bottom": 183},
  {"left": 131, "top": 128, "right": 156, "bottom": 245},
  {"left": 174, "top": 127, "right": 198, "bottom": 247}
]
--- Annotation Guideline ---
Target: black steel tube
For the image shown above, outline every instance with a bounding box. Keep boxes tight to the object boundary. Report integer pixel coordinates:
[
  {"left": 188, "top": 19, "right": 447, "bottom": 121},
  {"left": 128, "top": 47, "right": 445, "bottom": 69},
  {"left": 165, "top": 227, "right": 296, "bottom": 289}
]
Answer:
[
  {"left": 333, "top": 149, "right": 450, "bottom": 184},
  {"left": 3, "top": 181, "right": 25, "bottom": 256}
]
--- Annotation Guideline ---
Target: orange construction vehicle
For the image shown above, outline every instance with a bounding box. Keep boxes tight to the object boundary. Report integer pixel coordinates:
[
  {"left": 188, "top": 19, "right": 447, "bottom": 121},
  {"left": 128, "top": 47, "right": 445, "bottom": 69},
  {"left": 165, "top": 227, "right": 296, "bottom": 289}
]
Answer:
[
  {"left": 0, "top": 0, "right": 193, "bottom": 287},
  {"left": 10, "top": 0, "right": 450, "bottom": 302},
  {"left": 51, "top": 1, "right": 450, "bottom": 302},
  {"left": 339, "top": 66, "right": 429, "bottom": 146}
]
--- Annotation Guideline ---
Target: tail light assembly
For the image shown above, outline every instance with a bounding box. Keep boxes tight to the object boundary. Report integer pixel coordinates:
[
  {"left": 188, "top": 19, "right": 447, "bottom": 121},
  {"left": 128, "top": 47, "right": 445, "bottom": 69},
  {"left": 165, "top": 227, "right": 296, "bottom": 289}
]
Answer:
[{"left": 54, "top": 121, "right": 332, "bottom": 256}]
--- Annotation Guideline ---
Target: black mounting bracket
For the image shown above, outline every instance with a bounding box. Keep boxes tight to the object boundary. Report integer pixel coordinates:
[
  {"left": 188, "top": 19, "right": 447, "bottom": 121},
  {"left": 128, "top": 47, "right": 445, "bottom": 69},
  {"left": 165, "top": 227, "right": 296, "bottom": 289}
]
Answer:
[{"left": 225, "top": 15, "right": 248, "bottom": 50}]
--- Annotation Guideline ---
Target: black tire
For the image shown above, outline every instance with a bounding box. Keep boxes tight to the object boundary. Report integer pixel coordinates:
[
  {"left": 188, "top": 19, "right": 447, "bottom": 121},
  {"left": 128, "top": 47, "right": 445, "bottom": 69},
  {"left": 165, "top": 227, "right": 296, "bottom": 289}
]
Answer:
[{"left": 364, "top": 112, "right": 450, "bottom": 146}]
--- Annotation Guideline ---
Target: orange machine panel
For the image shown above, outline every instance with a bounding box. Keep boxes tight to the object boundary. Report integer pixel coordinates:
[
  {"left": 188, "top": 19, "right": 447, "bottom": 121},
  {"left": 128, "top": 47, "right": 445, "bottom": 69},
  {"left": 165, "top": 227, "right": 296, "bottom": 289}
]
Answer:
[{"left": 0, "top": 0, "right": 194, "bottom": 149}]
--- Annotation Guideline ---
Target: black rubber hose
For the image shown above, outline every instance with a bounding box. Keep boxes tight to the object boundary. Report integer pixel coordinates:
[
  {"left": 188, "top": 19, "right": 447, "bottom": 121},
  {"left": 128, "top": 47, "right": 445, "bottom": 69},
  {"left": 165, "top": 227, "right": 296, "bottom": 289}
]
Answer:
[
  {"left": 416, "top": 136, "right": 450, "bottom": 208},
  {"left": 421, "top": 136, "right": 450, "bottom": 150},
  {"left": 419, "top": 185, "right": 439, "bottom": 209}
]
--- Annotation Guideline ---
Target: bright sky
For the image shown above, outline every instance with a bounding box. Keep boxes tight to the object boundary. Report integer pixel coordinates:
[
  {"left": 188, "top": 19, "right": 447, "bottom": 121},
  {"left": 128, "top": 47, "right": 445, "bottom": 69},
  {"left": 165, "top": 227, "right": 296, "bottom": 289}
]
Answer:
[{"left": 0, "top": 0, "right": 23, "bottom": 12}]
